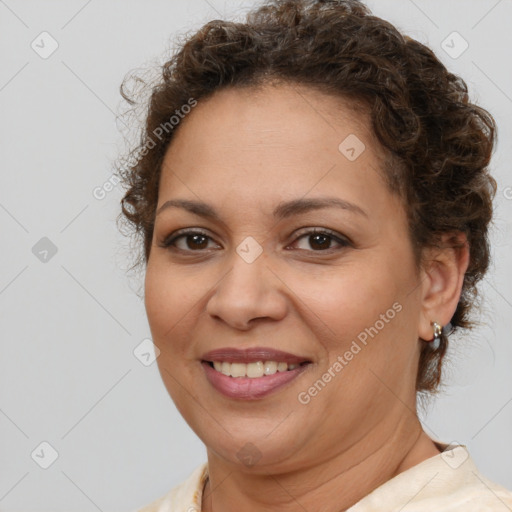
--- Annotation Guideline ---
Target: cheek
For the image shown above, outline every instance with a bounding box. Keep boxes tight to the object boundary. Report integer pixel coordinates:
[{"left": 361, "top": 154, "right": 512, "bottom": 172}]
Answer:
[
  {"left": 144, "top": 261, "right": 194, "bottom": 353},
  {"left": 145, "top": 268, "right": 171, "bottom": 336},
  {"left": 145, "top": 264, "right": 200, "bottom": 406},
  {"left": 291, "top": 261, "right": 404, "bottom": 342}
]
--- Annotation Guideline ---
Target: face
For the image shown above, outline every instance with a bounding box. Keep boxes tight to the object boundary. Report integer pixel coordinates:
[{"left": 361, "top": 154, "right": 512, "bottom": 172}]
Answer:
[{"left": 145, "top": 84, "right": 425, "bottom": 472}]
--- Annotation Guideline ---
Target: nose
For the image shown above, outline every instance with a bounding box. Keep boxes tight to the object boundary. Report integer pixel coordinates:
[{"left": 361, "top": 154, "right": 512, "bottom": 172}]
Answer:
[{"left": 206, "top": 250, "right": 288, "bottom": 331}]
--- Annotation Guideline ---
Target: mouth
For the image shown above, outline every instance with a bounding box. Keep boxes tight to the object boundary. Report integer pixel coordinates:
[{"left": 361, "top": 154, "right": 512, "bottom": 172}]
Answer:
[
  {"left": 205, "top": 360, "right": 309, "bottom": 378},
  {"left": 201, "top": 347, "right": 312, "bottom": 400}
]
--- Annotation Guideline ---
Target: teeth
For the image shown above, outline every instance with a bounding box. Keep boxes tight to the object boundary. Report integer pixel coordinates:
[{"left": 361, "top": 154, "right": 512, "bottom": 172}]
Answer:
[
  {"left": 221, "top": 362, "right": 231, "bottom": 376},
  {"left": 211, "top": 360, "right": 302, "bottom": 378},
  {"left": 263, "top": 361, "right": 277, "bottom": 375},
  {"left": 277, "top": 362, "right": 288, "bottom": 372},
  {"left": 231, "top": 363, "right": 246, "bottom": 378},
  {"left": 247, "top": 361, "right": 264, "bottom": 378}
]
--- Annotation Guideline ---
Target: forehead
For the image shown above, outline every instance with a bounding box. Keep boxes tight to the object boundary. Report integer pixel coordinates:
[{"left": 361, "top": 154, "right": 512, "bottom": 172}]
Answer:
[
  {"left": 165, "top": 82, "right": 376, "bottom": 158},
  {"left": 158, "top": 83, "right": 390, "bottom": 212}
]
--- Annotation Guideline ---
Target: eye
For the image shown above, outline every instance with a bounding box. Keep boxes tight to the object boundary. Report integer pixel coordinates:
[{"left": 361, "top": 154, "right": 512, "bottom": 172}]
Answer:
[
  {"left": 160, "top": 229, "right": 221, "bottom": 252},
  {"left": 289, "top": 228, "right": 350, "bottom": 252},
  {"left": 159, "top": 227, "right": 350, "bottom": 254}
]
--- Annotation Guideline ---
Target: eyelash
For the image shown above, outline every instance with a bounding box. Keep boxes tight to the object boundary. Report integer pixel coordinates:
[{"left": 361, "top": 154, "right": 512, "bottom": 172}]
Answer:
[{"left": 159, "top": 228, "right": 351, "bottom": 254}]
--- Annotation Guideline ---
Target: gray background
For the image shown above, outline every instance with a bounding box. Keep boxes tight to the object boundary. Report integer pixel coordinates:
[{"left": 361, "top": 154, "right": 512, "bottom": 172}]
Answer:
[{"left": 1, "top": 1, "right": 511, "bottom": 511}]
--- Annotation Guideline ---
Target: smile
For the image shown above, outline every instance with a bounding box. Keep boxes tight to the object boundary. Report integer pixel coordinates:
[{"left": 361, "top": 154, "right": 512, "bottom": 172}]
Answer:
[
  {"left": 201, "top": 361, "right": 311, "bottom": 400},
  {"left": 200, "top": 347, "right": 312, "bottom": 399},
  {"left": 209, "top": 360, "right": 302, "bottom": 378}
]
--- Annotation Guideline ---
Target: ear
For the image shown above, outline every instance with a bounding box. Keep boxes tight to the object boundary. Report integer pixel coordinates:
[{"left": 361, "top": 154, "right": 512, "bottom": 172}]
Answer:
[{"left": 418, "top": 232, "right": 470, "bottom": 341}]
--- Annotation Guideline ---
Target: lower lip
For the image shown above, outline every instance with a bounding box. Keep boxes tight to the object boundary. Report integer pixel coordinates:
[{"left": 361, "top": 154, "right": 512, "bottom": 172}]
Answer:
[{"left": 202, "top": 362, "right": 309, "bottom": 400}]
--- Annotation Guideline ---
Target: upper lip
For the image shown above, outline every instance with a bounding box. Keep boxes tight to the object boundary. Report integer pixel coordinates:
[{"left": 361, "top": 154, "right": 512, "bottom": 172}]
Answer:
[{"left": 201, "top": 347, "right": 311, "bottom": 364}]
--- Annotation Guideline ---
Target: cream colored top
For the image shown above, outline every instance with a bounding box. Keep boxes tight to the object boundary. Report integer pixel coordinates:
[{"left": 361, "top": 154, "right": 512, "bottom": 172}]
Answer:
[{"left": 137, "top": 444, "right": 512, "bottom": 511}]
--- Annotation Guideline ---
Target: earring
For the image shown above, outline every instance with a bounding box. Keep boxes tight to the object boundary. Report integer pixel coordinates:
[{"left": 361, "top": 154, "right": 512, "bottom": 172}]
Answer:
[{"left": 427, "top": 321, "right": 443, "bottom": 350}]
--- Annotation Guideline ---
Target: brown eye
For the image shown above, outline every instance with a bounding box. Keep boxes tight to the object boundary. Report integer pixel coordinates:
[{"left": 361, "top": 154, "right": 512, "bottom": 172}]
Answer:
[
  {"left": 161, "top": 230, "right": 221, "bottom": 252},
  {"left": 308, "top": 233, "right": 331, "bottom": 250},
  {"left": 291, "top": 228, "right": 350, "bottom": 252},
  {"left": 184, "top": 234, "right": 209, "bottom": 250}
]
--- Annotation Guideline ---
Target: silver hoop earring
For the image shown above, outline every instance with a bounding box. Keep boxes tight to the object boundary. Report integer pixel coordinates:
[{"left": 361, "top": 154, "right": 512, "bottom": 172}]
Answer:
[{"left": 427, "top": 321, "right": 443, "bottom": 350}]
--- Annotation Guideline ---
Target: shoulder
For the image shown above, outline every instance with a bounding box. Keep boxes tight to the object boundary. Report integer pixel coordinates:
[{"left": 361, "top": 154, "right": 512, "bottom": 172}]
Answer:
[
  {"left": 445, "top": 470, "right": 512, "bottom": 511},
  {"left": 349, "top": 445, "right": 512, "bottom": 511},
  {"left": 136, "top": 463, "right": 208, "bottom": 512},
  {"left": 428, "top": 447, "right": 512, "bottom": 511}
]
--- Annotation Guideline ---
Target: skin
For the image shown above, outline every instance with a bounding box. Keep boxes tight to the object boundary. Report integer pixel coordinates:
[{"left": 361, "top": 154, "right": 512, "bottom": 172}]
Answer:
[{"left": 144, "top": 83, "right": 469, "bottom": 512}]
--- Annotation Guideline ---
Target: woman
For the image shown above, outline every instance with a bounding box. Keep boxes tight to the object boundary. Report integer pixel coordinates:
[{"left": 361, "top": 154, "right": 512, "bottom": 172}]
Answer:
[{"left": 117, "top": 0, "right": 512, "bottom": 510}]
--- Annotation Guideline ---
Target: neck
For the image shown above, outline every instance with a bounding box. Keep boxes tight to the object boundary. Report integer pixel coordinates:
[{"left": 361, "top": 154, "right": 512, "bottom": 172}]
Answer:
[{"left": 201, "top": 416, "right": 440, "bottom": 512}]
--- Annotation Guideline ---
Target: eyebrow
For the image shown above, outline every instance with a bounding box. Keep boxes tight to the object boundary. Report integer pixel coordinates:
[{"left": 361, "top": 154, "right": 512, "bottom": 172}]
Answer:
[{"left": 156, "top": 197, "right": 368, "bottom": 220}]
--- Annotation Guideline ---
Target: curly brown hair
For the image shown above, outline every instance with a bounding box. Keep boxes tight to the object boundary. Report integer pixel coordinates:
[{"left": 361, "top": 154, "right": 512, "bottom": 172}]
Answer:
[{"left": 116, "top": 0, "right": 497, "bottom": 393}]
